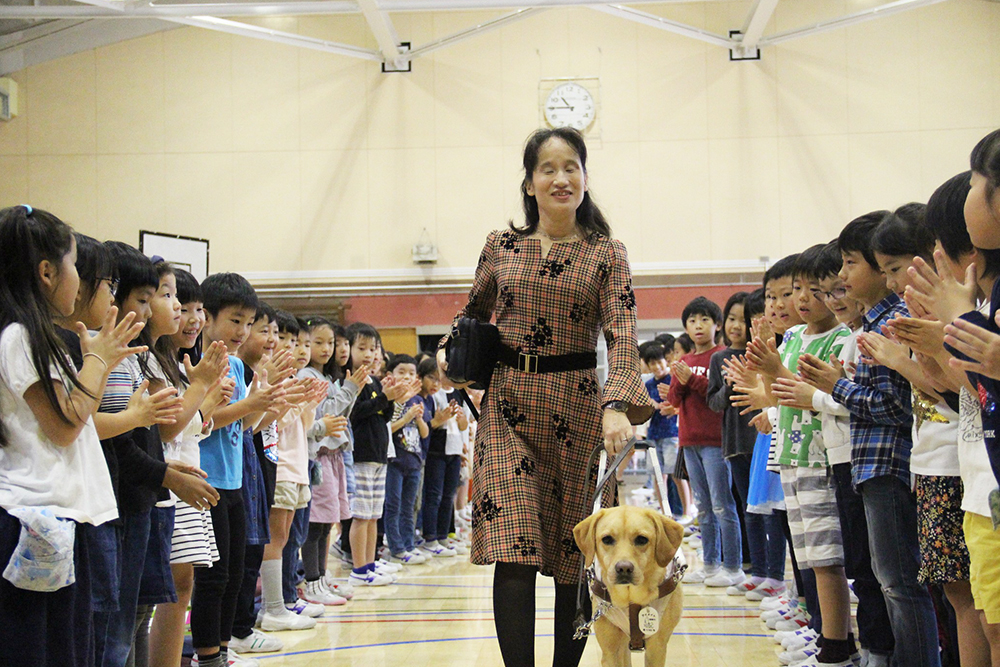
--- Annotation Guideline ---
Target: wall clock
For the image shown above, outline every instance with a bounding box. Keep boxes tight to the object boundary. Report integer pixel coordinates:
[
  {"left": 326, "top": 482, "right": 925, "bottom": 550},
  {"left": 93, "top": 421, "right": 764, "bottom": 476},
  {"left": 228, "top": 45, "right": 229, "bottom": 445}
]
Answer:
[{"left": 543, "top": 81, "right": 596, "bottom": 132}]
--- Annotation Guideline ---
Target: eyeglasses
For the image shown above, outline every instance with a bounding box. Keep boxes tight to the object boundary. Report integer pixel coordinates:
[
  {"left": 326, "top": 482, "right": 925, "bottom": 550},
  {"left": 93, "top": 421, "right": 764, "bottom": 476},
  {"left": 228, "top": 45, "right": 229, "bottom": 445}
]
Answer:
[
  {"left": 101, "top": 277, "right": 119, "bottom": 297},
  {"left": 818, "top": 287, "right": 848, "bottom": 301}
]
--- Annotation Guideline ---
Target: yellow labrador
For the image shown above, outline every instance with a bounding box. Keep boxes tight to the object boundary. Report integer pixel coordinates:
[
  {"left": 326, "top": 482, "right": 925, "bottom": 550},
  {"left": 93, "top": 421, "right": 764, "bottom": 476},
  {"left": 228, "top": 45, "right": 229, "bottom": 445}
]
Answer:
[{"left": 573, "top": 506, "right": 685, "bottom": 667}]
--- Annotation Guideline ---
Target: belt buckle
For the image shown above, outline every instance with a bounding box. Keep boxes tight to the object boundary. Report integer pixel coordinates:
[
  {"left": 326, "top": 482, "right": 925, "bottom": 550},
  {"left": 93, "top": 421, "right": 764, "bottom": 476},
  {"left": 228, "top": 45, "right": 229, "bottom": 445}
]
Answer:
[{"left": 518, "top": 352, "right": 539, "bottom": 374}]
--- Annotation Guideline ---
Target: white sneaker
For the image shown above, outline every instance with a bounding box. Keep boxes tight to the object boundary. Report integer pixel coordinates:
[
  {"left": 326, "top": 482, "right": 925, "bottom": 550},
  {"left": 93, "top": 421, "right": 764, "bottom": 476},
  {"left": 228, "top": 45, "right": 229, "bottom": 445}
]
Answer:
[
  {"left": 377, "top": 558, "right": 402, "bottom": 572},
  {"left": 420, "top": 542, "right": 457, "bottom": 557},
  {"left": 726, "top": 577, "right": 759, "bottom": 596},
  {"left": 777, "top": 626, "right": 817, "bottom": 646},
  {"left": 761, "top": 594, "right": 793, "bottom": 612},
  {"left": 676, "top": 514, "right": 694, "bottom": 526},
  {"left": 682, "top": 568, "right": 705, "bottom": 584},
  {"left": 260, "top": 608, "right": 317, "bottom": 631},
  {"left": 405, "top": 549, "right": 428, "bottom": 563},
  {"left": 285, "top": 598, "right": 324, "bottom": 618},
  {"left": 349, "top": 569, "right": 394, "bottom": 586},
  {"left": 323, "top": 575, "right": 354, "bottom": 599},
  {"left": 303, "top": 579, "right": 347, "bottom": 606},
  {"left": 391, "top": 551, "right": 426, "bottom": 565},
  {"left": 762, "top": 600, "right": 798, "bottom": 622},
  {"left": 445, "top": 537, "right": 469, "bottom": 554},
  {"left": 773, "top": 611, "right": 810, "bottom": 632},
  {"left": 705, "top": 568, "right": 745, "bottom": 588},
  {"left": 785, "top": 632, "right": 819, "bottom": 652},
  {"left": 746, "top": 580, "right": 787, "bottom": 601},
  {"left": 227, "top": 650, "right": 260, "bottom": 666},
  {"left": 228, "top": 628, "right": 283, "bottom": 653},
  {"left": 780, "top": 643, "right": 819, "bottom": 665},
  {"left": 788, "top": 658, "right": 853, "bottom": 667}
]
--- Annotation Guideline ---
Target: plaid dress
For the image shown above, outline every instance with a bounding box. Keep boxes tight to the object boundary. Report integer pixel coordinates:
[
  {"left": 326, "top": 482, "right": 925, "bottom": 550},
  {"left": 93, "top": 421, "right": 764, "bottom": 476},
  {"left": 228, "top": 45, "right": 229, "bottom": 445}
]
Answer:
[{"left": 456, "top": 229, "right": 652, "bottom": 584}]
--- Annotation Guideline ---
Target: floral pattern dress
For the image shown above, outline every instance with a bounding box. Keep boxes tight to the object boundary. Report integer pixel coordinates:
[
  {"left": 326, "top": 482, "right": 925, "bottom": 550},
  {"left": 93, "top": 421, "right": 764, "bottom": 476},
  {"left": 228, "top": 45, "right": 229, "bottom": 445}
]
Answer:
[{"left": 455, "top": 229, "right": 652, "bottom": 584}]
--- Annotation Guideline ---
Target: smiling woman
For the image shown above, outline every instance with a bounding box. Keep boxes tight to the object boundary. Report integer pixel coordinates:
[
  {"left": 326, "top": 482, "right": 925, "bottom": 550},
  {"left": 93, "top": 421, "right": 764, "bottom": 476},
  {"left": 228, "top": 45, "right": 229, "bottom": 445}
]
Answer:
[{"left": 439, "top": 127, "right": 653, "bottom": 667}]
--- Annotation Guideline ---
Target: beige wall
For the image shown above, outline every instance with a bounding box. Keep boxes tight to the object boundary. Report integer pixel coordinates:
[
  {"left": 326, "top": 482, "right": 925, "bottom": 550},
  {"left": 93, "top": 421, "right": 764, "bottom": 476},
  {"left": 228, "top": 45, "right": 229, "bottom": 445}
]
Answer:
[{"left": 0, "top": 0, "right": 998, "bottom": 277}]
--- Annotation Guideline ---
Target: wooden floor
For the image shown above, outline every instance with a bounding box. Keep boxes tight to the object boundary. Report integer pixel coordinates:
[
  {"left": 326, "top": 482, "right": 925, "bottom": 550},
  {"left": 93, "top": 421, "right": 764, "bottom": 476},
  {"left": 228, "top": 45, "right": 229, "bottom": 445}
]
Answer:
[{"left": 249, "top": 539, "right": 784, "bottom": 667}]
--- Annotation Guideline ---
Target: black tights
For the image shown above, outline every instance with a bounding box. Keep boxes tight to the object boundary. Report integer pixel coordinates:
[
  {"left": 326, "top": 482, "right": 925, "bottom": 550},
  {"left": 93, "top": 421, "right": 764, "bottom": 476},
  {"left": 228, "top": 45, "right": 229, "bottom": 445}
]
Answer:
[
  {"left": 303, "top": 522, "right": 333, "bottom": 581},
  {"left": 492, "top": 562, "right": 591, "bottom": 667}
]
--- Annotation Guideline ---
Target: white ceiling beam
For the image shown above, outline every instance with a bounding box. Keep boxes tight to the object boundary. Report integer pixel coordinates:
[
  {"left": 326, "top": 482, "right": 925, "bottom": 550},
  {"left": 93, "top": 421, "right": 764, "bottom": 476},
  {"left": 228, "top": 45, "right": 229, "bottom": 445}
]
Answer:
[
  {"left": 405, "top": 7, "right": 544, "bottom": 60},
  {"left": 168, "top": 15, "right": 382, "bottom": 59},
  {"left": 736, "top": 0, "right": 777, "bottom": 52},
  {"left": 592, "top": 4, "right": 734, "bottom": 49},
  {"left": 0, "top": 0, "right": 723, "bottom": 20},
  {"left": 758, "top": 0, "right": 948, "bottom": 47},
  {"left": 356, "top": 0, "right": 402, "bottom": 67}
]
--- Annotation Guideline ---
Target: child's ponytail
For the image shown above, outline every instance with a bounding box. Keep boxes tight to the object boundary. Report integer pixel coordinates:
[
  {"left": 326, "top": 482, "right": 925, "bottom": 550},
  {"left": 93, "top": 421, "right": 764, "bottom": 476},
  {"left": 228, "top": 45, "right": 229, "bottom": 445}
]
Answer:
[{"left": 0, "top": 206, "right": 82, "bottom": 446}]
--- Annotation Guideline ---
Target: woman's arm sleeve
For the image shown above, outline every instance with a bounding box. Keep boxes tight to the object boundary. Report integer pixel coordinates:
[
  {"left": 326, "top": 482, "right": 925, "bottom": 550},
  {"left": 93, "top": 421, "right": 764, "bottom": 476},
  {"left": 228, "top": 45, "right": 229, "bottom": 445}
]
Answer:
[
  {"left": 439, "top": 231, "right": 500, "bottom": 349},
  {"left": 599, "top": 240, "right": 654, "bottom": 424}
]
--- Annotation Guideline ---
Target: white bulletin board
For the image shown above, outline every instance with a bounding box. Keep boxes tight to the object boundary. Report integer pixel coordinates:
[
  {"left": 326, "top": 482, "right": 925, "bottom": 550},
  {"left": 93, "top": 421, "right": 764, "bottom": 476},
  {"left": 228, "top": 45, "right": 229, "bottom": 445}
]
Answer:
[{"left": 139, "top": 231, "right": 210, "bottom": 282}]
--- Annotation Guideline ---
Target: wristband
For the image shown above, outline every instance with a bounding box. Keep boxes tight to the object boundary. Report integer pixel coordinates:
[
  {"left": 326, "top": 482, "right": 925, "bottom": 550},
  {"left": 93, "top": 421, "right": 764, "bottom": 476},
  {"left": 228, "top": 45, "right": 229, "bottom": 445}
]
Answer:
[{"left": 83, "top": 352, "right": 108, "bottom": 371}]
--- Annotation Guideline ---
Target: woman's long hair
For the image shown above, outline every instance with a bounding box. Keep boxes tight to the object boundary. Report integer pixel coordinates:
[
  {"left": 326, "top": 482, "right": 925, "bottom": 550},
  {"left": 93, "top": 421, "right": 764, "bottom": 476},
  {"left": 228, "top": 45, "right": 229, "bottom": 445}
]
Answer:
[
  {"left": 510, "top": 127, "right": 612, "bottom": 239},
  {"left": 0, "top": 206, "right": 84, "bottom": 446}
]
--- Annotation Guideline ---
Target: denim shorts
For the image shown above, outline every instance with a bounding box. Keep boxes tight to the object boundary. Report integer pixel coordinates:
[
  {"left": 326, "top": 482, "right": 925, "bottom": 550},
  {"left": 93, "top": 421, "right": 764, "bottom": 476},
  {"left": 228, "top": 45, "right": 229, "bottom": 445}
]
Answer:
[{"left": 137, "top": 505, "right": 178, "bottom": 606}]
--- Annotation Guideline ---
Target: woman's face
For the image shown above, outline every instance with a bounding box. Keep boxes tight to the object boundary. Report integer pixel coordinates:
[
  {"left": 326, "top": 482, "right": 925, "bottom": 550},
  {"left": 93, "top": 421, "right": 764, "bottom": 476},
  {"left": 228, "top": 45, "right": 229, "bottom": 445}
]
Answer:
[
  {"left": 965, "top": 171, "right": 1000, "bottom": 249},
  {"left": 148, "top": 273, "right": 182, "bottom": 340},
  {"left": 525, "top": 137, "right": 588, "bottom": 222}
]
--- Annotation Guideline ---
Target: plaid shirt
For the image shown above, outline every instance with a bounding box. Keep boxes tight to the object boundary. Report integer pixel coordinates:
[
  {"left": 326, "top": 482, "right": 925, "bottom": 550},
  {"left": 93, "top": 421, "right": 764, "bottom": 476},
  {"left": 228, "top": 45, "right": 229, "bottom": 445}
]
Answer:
[{"left": 831, "top": 293, "right": 913, "bottom": 487}]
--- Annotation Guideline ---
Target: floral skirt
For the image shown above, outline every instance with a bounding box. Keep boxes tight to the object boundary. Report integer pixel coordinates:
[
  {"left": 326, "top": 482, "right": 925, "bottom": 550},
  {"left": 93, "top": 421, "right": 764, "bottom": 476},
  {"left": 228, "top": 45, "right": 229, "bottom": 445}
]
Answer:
[{"left": 915, "top": 475, "right": 970, "bottom": 584}]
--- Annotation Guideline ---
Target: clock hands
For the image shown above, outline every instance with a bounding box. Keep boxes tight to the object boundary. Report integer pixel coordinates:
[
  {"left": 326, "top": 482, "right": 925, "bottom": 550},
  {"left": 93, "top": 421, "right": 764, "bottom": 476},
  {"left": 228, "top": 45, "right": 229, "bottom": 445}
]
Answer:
[{"left": 547, "top": 97, "right": 575, "bottom": 112}]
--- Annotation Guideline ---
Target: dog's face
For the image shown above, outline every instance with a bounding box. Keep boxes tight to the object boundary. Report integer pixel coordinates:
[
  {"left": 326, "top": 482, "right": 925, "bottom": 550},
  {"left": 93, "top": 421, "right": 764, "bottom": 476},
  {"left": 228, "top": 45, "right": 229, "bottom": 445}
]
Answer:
[{"left": 573, "top": 507, "right": 684, "bottom": 603}]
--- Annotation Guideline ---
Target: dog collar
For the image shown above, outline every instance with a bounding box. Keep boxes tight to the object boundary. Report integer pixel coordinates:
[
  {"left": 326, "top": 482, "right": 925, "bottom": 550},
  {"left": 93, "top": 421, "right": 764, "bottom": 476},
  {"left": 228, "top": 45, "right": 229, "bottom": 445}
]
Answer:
[{"left": 585, "top": 556, "right": 687, "bottom": 651}]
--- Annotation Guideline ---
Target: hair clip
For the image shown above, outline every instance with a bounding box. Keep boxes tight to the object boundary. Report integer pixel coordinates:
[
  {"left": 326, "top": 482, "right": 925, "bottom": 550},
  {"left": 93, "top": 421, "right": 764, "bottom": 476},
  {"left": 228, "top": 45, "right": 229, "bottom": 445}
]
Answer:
[
  {"left": 21, "top": 205, "right": 33, "bottom": 216},
  {"left": 151, "top": 255, "right": 165, "bottom": 264}
]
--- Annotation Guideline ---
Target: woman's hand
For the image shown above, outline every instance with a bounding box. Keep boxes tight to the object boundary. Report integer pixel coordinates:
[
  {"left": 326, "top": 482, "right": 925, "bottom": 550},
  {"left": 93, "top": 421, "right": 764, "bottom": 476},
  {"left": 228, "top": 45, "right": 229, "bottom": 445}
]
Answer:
[
  {"left": 602, "top": 408, "right": 632, "bottom": 456},
  {"left": 771, "top": 375, "right": 817, "bottom": 410},
  {"left": 77, "top": 306, "right": 147, "bottom": 371}
]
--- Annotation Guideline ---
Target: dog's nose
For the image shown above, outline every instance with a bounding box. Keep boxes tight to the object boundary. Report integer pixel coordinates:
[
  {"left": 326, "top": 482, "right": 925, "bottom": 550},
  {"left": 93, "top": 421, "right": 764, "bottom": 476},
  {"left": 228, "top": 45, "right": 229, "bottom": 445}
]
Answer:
[{"left": 614, "top": 561, "right": 634, "bottom": 578}]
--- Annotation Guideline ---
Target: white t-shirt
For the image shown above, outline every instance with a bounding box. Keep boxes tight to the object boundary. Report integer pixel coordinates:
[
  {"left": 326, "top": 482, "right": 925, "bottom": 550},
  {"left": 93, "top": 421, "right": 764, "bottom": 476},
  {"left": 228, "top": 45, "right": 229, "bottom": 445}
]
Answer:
[
  {"left": 433, "top": 389, "right": 471, "bottom": 456},
  {"left": 957, "top": 387, "right": 996, "bottom": 516},
  {"left": 161, "top": 360, "right": 205, "bottom": 469},
  {"left": 909, "top": 388, "right": 960, "bottom": 476},
  {"left": 0, "top": 324, "right": 118, "bottom": 525}
]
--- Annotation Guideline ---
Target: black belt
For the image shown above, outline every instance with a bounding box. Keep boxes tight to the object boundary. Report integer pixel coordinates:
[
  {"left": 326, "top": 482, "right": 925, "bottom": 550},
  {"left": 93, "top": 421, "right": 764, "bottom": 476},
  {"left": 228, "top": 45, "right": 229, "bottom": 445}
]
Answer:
[{"left": 498, "top": 344, "right": 597, "bottom": 374}]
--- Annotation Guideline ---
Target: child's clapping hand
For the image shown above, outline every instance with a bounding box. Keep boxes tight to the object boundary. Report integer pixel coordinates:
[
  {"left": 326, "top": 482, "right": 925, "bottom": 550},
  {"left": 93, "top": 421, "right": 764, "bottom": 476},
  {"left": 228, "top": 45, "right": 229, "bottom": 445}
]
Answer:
[
  {"left": 128, "top": 380, "right": 184, "bottom": 427},
  {"left": 346, "top": 362, "right": 372, "bottom": 388},
  {"left": 857, "top": 332, "right": 909, "bottom": 370},
  {"left": 943, "top": 314, "right": 1000, "bottom": 380},
  {"left": 771, "top": 375, "right": 816, "bottom": 411},
  {"left": 260, "top": 349, "right": 296, "bottom": 386},
  {"left": 657, "top": 402, "right": 676, "bottom": 417},
  {"left": 745, "top": 336, "right": 782, "bottom": 377},
  {"left": 670, "top": 360, "right": 692, "bottom": 385},
  {"left": 246, "top": 369, "right": 286, "bottom": 413},
  {"left": 78, "top": 307, "right": 147, "bottom": 372},
  {"left": 749, "top": 411, "right": 772, "bottom": 435},
  {"left": 183, "top": 340, "right": 229, "bottom": 390},
  {"left": 904, "top": 250, "right": 977, "bottom": 325},
  {"left": 797, "top": 353, "right": 847, "bottom": 394},
  {"left": 884, "top": 316, "right": 945, "bottom": 357},
  {"left": 321, "top": 414, "right": 348, "bottom": 437}
]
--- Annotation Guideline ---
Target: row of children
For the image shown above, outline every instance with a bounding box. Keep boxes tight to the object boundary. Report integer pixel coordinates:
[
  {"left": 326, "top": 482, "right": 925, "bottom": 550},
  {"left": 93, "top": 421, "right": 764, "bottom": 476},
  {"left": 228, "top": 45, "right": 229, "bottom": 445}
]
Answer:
[
  {"left": 0, "top": 203, "right": 474, "bottom": 667},
  {"left": 641, "top": 128, "right": 1000, "bottom": 667}
]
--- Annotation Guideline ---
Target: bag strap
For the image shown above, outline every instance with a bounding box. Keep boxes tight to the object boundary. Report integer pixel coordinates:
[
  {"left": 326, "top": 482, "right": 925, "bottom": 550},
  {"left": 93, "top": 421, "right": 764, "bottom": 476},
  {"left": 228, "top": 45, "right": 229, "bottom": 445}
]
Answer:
[{"left": 456, "top": 388, "right": 479, "bottom": 422}]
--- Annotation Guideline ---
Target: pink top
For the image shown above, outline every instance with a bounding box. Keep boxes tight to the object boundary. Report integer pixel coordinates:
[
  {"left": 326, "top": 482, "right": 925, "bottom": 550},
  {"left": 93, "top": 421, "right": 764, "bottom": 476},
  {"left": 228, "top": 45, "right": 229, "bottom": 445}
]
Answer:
[{"left": 277, "top": 409, "right": 310, "bottom": 485}]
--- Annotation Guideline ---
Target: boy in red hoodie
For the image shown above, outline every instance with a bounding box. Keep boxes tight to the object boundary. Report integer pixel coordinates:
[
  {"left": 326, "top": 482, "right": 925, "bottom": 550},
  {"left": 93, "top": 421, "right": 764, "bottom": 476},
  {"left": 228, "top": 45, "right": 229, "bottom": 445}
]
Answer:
[{"left": 667, "top": 296, "right": 744, "bottom": 587}]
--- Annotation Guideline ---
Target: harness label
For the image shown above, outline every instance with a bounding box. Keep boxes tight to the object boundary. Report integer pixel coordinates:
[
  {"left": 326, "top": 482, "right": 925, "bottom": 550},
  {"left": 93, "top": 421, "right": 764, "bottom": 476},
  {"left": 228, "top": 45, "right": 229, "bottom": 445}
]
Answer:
[{"left": 638, "top": 606, "right": 660, "bottom": 636}]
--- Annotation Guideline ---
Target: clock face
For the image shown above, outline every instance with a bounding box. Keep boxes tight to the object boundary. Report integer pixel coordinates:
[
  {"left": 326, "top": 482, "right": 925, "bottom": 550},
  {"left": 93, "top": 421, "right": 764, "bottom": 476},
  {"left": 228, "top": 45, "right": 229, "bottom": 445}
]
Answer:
[{"left": 544, "top": 82, "right": 596, "bottom": 132}]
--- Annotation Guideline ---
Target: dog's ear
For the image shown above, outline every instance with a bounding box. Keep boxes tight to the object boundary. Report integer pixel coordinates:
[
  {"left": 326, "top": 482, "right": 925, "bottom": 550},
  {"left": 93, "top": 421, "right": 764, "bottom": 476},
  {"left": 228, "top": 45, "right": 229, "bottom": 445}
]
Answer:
[
  {"left": 573, "top": 510, "right": 605, "bottom": 566},
  {"left": 653, "top": 512, "right": 684, "bottom": 567}
]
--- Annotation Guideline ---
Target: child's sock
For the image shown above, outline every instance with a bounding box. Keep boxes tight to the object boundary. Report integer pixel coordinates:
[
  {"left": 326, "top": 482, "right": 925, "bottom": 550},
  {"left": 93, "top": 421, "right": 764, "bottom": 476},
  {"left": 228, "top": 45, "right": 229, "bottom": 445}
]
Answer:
[
  {"left": 261, "top": 559, "right": 285, "bottom": 615},
  {"left": 366, "top": 562, "right": 377, "bottom": 573},
  {"left": 219, "top": 646, "right": 228, "bottom": 662},
  {"left": 352, "top": 565, "right": 369, "bottom": 576},
  {"left": 424, "top": 539, "right": 438, "bottom": 548},
  {"left": 817, "top": 635, "right": 854, "bottom": 663},
  {"left": 197, "top": 651, "right": 225, "bottom": 667}
]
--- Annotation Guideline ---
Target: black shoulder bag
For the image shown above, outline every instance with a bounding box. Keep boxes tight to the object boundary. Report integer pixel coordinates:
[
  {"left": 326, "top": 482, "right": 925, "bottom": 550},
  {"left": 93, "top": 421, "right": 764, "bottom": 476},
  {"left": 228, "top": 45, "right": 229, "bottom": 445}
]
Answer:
[{"left": 443, "top": 317, "right": 500, "bottom": 419}]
